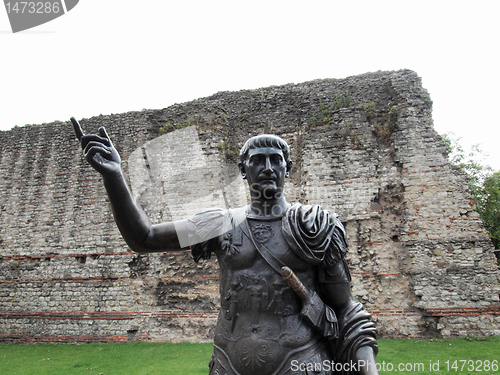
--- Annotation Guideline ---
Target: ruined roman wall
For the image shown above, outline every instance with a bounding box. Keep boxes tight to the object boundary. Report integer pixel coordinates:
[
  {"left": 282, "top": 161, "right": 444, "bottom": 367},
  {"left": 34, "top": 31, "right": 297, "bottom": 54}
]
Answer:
[{"left": 0, "top": 70, "right": 498, "bottom": 343}]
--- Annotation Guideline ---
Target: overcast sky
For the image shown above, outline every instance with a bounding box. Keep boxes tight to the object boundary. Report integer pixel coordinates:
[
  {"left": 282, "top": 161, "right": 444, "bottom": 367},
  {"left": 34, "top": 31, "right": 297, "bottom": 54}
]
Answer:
[{"left": 1, "top": 0, "right": 499, "bottom": 171}]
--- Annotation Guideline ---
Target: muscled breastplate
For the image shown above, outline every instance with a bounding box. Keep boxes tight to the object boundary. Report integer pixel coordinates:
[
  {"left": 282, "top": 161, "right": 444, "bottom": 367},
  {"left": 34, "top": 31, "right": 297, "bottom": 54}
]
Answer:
[{"left": 213, "top": 217, "right": 318, "bottom": 375}]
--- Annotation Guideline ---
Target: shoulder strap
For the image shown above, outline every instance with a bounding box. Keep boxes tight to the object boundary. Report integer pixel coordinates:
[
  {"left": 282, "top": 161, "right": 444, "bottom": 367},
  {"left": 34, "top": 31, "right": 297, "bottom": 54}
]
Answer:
[{"left": 240, "top": 219, "right": 286, "bottom": 275}]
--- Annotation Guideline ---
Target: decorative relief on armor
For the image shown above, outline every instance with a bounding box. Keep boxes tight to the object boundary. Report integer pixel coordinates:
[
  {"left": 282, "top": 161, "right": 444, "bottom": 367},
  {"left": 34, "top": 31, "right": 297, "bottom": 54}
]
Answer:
[
  {"left": 235, "top": 338, "right": 283, "bottom": 374},
  {"left": 250, "top": 223, "right": 274, "bottom": 244},
  {"left": 223, "top": 271, "right": 298, "bottom": 337},
  {"left": 221, "top": 231, "right": 240, "bottom": 257}
]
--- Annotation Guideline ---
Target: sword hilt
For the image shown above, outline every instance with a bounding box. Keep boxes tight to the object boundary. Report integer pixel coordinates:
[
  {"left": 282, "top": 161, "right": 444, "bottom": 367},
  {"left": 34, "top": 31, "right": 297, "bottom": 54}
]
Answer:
[{"left": 281, "top": 266, "right": 310, "bottom": 303}]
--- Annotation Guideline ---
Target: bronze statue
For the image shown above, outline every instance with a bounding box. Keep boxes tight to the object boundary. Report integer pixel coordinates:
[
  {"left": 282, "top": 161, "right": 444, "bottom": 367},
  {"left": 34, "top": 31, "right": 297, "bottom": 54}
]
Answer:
[{"left": 72, "top": 117, "right": 379, "bottom": 375}]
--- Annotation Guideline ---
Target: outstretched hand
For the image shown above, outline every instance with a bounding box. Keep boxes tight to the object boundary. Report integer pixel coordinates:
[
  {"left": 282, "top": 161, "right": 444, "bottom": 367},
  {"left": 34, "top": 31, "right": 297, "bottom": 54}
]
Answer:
[{"left": 71, "top": 117, "right": 121, "bottom": 175}]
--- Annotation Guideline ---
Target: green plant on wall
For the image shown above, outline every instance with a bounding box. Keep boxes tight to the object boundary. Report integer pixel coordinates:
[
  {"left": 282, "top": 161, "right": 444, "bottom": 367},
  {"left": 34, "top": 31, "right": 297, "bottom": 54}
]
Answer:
[
  {"left": 387, "top": 107, "right": 398, "bottom": 123},
  {"left": 159, "top": 118, "right": 193, "bottom": 135},
  {"left": 217, "top": 137, "right": 238, "bottom": 157},
  {"left": 443, "top": 134, "right": 499, "bottom": 262},
  {"left": 343, "top": 90, "right": 351, "bottom": 108},
  {"left": 158, "top": 109, "right": 230, "bottom": 135},
  {"left": 364, "top": 101, "right": 377, "bottom": 124},
  {"left": 479, "top": 172, "right": 500, "bottom": 254},
  {"left": 239, "top": 106, "right": 249, "bottom": 120},
  {"left": 366, "top": 101, "right": 377, "bottom": 114},
  {"left": 311, "top": 91, "right": 352, "bottom": 128},
  {"left": 340, "top": 121, "right": 362, "bottom": 148},
  {"left": 369, "top": 103, "right": 400, "bottom": 144},
  {"left": 333, "top": 90, "right": 351, "bottom": 110},
  {"left": 320, "top": 99, "right": 332, "bottom": 124},
  {"left": 200, "top": 111, "right": 230, "bottom": 132},
  {"left": 306, "top": 112, "right": 317, "bottom": 127}
]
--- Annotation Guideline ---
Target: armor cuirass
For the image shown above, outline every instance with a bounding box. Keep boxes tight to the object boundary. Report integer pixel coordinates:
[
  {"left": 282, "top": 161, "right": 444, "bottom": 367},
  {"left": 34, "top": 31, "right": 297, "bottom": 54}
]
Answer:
[{"left": 211, "top": 218, "right": 326, "bottom": 375}]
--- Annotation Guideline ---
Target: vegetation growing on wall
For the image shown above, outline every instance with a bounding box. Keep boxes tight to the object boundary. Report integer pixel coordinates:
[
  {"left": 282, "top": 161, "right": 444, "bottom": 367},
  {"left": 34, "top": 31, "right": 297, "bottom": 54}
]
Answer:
[
  {"left": 340, "top": 120, "right": 362, "bottom": 148},
  {"left": 307, "top": 90, "right": 352, "bottom": 127},
  {"left": 479, "top": 172, "right": 500, "bottom": 252},
  {"left": 217, "top": 136, "right": 239, "bottom": 157},
  {"left": 443, "top": 134, "right": 500, "bottom": 261},
  {"left": 157, "top": 110, "right": 231, "bottom": 136},
  {"left": 366, "top": 102, "right": 401, "bottom": 145},
  {"left": 158, "top": 120, "right": 193, "bottom": 135}
]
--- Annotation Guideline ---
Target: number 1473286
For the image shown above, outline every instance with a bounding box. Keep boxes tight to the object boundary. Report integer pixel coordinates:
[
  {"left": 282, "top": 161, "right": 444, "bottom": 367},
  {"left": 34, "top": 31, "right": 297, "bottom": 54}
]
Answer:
[
  {"left": 5, "top": 2, "right": 62, "bottom": 14},
  {"left": 445, "top": 360, "right": 498, "bottom": 372}
]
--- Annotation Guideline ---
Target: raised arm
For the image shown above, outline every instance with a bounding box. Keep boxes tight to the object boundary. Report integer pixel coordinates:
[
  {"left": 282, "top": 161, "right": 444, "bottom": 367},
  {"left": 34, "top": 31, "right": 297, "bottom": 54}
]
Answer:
[{"left": 71, "top": 117, "right": 184, "bottom": 253}]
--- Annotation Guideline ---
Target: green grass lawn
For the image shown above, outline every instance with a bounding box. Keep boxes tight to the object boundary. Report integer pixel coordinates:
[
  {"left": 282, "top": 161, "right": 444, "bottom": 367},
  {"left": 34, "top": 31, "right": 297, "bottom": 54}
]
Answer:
[
  {"left": 0, "top": 342, "right": 213, "bottom": 375},
  {"left": 378, "top": 337, "right": 500, "bottom": 374},
  {"left": 0, "top": 338, "right": 499, "bottom": 375}
]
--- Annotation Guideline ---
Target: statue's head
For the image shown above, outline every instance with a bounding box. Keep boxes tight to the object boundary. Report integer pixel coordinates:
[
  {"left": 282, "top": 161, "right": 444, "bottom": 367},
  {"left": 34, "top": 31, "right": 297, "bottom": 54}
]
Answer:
[
  {"left": 239, "top": 134, "right": 291, "bottom": 164},
  {"left": 238, "top": 134, "right": 292, "bottom": 197}
]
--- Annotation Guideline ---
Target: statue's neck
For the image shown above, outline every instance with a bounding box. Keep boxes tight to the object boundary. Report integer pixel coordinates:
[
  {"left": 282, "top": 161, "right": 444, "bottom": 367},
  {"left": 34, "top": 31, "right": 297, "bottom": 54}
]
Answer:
[{"left": 247, "top": 196, "right": 290, "bottom": 219}]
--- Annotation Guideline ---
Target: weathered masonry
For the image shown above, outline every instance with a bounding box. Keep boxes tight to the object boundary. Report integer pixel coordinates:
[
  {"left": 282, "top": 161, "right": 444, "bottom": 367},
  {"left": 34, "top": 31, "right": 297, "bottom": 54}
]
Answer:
[{"left": 0, "top": 70, "right": 498, "bottom": 343}]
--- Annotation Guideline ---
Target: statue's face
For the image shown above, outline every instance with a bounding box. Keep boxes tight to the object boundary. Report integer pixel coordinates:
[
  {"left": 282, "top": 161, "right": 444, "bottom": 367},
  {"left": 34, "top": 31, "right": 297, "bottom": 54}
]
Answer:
[{"left": 241, "top": 147, "right": 290, "bottom": 198}]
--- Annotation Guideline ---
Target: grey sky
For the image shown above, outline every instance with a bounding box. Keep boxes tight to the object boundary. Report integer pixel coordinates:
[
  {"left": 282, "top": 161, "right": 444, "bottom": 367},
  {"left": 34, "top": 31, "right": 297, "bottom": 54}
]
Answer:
[{"left": 1, "top": 0, "right": 498, "bottom": 170}]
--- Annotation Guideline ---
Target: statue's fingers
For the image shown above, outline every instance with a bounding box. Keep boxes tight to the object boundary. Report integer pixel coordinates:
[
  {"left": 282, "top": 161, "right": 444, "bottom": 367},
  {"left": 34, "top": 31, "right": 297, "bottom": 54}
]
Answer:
[
  {"left": 98, "top": 126, "right": 111, "bottom": 142},
  {"left": 71, "top": 117, "right": 84, "bottom": 141},
  {"left": 85, "top": 147, "right": 106, "bottom": 166},
  {"left": 81, "top": 134, "right": 110, "bottom": 149},
  {"left": 83, "top": 142, "right": 111, "bottom": 157},
  {"left": 97, "top": 127, "right": 115, "bottom": 147}
]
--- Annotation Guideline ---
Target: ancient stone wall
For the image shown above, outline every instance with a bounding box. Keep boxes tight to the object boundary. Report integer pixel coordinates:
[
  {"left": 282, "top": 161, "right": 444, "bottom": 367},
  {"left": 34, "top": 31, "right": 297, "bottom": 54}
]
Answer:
[{"left": 1, "top": 70, "right": 498, "bottom": 343}]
